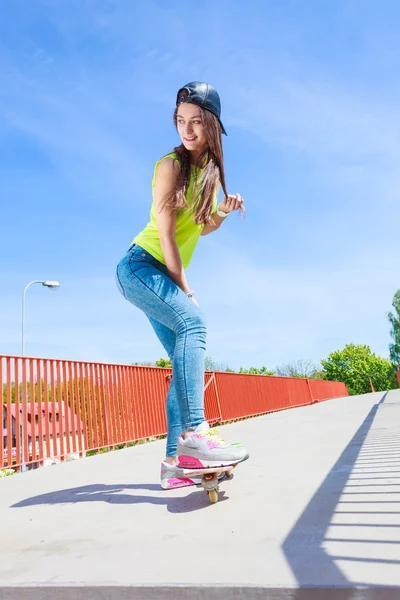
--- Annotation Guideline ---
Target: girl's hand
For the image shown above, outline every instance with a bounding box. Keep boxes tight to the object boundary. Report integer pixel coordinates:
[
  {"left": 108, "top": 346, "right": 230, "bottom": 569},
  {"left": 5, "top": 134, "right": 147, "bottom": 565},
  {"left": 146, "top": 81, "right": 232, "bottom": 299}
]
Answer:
[{"left": 218, "top": 193, "right": 244, "bottom": 214}]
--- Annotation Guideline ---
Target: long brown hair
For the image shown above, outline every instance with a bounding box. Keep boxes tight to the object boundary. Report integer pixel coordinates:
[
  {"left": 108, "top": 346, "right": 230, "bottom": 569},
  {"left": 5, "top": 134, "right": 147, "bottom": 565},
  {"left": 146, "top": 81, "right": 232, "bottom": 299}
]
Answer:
[{"left": 161, "top": 99, "right": 245, "bottom": 225}]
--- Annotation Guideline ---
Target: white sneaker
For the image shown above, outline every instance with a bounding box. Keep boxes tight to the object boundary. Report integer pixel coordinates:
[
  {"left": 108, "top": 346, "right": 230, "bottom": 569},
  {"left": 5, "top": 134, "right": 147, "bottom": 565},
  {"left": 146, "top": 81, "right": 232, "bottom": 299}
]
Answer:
[
  {"left": 176, "top": 422, "right": 249, "bottom": 469},
  {"left": 160, "top": 461, "right": 202, "bottom": 490}
]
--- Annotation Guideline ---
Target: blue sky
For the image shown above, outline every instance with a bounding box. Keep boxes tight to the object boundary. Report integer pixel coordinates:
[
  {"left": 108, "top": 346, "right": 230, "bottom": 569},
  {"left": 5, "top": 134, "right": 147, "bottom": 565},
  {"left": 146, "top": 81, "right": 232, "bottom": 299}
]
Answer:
[{"left": 1, "top": 0, "right": 399, "bottom": 371}]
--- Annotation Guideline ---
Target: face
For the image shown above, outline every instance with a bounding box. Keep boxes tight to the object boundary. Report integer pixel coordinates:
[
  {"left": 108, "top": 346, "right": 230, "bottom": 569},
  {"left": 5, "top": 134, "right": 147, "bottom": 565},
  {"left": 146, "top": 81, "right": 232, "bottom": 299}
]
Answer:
[{"left": 176, "top": 102, "right": 208, "bottom": 155}]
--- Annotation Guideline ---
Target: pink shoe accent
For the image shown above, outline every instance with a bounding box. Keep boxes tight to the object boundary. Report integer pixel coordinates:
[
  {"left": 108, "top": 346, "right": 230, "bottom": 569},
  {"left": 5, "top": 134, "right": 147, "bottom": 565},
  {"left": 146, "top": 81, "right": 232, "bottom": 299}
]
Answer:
[
  {"left": 165, "top": 477, "right": 196, "bottom": 489},
  {"left": 207, "top": 439, "right": 220, "bottom": 449},
  {"left": 176, "top": 456, "right": 204, "bottom": 469},
  {"left": 192, "top": 432, "right": 221, "bottom": 450}
]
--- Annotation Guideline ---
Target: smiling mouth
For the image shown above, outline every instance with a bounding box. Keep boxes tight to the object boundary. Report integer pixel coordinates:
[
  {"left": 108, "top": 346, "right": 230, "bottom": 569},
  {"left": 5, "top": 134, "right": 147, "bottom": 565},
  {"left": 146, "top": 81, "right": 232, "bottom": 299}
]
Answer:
[{"left": 184, "top": 136, "right": 197, "bottom": 142}]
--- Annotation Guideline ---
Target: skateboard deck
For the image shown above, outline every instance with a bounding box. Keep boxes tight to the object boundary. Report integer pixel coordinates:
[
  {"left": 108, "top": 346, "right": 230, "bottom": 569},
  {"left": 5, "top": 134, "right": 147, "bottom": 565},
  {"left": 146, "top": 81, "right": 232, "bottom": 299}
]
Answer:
[{"left": 183, "top": 464, "right": 238, "bottom": 503}]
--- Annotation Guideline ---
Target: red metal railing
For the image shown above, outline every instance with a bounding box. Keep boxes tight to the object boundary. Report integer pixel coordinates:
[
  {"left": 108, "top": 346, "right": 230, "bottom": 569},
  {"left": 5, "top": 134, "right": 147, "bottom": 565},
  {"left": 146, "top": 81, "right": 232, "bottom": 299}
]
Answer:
[
  {"left": 1, "top": 354, "right": 348, "bottom": 471},
  {"left": 307, "top": 378, "right": 349, "bottom": 402},
  {"left": 397, "top": 367, "right": 400, "bottom": 387}
]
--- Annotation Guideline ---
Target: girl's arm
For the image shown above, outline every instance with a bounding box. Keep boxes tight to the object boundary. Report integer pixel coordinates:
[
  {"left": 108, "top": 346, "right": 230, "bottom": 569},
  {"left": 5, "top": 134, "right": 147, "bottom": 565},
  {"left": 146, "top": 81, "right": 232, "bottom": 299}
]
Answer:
[
  {"left": 154, "top": 158, "right": 192, "bottom": 294},
  {"left": 201, "top": 193, "right": 245, "bottom": 236},
  {"left": 201, "top": 212, "right": 226, "bottom": 236}
]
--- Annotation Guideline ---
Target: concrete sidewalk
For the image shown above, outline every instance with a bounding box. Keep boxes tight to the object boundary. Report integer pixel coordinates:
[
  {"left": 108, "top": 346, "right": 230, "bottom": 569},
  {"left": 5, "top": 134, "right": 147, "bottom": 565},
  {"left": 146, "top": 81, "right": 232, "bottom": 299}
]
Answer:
[{"left": 1, "top": 389, "right": 400, "bottom": 598}]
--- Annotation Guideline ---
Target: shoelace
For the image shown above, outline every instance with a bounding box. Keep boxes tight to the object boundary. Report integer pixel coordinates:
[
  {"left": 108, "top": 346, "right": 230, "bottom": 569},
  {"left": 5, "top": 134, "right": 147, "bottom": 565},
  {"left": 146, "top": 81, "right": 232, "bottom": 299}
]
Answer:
[{"left": 196, "top": 427, "right": 228, "bottom": 447}]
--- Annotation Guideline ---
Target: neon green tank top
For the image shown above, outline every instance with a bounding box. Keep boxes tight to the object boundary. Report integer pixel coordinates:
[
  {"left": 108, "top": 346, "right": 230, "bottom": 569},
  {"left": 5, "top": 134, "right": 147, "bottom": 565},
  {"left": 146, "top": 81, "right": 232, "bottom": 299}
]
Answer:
[{"left": 133, "top": 152, "right": 218, "bottom": 268}]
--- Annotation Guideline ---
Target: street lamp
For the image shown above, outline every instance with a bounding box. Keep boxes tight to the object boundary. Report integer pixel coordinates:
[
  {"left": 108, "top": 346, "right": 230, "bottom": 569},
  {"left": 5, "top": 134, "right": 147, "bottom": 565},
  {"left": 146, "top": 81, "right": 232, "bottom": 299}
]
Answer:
[
  {"left": 20, "top": 280, "right": 60, "bottom": 471},
  {"left": 22, "top": 280, "right": 60, "bottom": 356}
]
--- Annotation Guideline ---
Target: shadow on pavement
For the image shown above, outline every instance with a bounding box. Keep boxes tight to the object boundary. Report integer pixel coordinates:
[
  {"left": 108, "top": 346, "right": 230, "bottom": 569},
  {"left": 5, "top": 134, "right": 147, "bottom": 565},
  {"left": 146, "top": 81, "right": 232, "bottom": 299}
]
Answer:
[
  {"left": 10, "top": 482, "right": 229, "bottom": 513},
  {"left": 282, "top": 391, "right": 400, "bottom": 595}
]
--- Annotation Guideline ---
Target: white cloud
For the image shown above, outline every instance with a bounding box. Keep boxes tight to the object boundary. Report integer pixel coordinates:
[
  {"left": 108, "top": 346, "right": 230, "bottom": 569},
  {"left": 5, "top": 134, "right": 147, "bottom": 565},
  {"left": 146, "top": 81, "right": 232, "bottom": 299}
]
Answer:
[{"left": 227, "top": 75, "right": 400, "bottom": 208}]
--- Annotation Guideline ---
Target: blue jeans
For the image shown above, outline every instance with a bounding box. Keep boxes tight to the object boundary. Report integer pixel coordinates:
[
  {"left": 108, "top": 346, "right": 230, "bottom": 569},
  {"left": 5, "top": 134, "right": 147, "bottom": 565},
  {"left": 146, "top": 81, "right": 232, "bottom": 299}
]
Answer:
[{"left": 115, "top": 244, "right": 206, "bottom": 457}]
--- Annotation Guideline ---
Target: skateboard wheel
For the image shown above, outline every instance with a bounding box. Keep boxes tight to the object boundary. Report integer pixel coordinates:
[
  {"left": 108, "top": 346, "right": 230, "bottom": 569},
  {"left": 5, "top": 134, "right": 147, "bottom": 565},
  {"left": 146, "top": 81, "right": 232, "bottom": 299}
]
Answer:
[
  {"left": 208, "top": 489, "right": 218, "bottom": 504},
  {"left": 226, "top": 469, "right": 233, "bottom": 479}
]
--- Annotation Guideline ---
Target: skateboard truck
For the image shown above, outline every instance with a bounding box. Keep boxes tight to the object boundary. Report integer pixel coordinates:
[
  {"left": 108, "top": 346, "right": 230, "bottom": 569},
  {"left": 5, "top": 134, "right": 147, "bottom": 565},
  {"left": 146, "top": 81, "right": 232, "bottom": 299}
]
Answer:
[{"left": 183, "top": 465, "right": 236, "bottom": 504}]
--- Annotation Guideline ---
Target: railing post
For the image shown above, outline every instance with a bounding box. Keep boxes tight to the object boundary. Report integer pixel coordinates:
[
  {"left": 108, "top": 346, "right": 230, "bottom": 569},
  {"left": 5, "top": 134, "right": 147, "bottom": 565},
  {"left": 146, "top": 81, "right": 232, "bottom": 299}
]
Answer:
[
  {"left": 212, "top": 373, "right": 223, "bottom": 423},
  {"left": 306, "top": 378, "right": 317, "bottom": 404}
]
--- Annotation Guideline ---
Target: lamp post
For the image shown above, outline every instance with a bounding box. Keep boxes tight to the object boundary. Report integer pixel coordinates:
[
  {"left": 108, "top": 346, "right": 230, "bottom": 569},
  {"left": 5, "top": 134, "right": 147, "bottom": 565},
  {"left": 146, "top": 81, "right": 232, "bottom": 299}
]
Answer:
[{"left": 20, "top": 280, "right": 60, "bottom": 471}]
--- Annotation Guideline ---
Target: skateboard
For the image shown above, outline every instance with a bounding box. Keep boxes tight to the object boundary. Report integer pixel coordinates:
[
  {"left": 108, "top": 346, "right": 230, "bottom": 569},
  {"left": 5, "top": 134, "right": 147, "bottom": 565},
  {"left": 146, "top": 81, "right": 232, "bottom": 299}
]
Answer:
[{"left": 183, "top": 464, "right": 238, "bottom": 504}]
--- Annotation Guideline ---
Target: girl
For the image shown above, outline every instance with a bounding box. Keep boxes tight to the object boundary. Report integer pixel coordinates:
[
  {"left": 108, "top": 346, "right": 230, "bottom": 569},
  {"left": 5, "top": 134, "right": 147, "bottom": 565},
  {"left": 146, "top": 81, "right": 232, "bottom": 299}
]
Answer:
[{"left": 116, "top": 81, "right": 249, "bottom": 489}]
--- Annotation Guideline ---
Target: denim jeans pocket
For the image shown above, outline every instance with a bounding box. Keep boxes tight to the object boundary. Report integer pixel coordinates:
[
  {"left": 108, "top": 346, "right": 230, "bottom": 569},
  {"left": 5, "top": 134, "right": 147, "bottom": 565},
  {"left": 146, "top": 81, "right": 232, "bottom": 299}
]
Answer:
[
  {"left": 128, "top": 245, "right": 168, "bottom": 274},
  {"left": 128, "top": 248, "right": 149, "bottom": 261}
]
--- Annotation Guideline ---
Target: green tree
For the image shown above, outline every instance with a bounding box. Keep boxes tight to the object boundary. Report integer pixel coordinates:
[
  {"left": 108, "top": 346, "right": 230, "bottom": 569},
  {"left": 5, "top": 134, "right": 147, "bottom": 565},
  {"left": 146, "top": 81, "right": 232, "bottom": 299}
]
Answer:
[
  {"left": 131, "top": 359, "right": 172, "bottom": 367},
  {"left": 131, "top": 361, "right": 156, "bottom": 366},
  {"left": 275, "top": 359, "right": 324, "bottom": 379},
  {"left": 238, "top": 366, "right": 275, "bottom": 376},
  {"left": 3, "top": 381, "right": 55, "bottom": 404},
  {"left": 388, "top": 289, "right": 400, "bottom": 366},
  {"left": 155, "top": 358, "right": 172, "bottom": 368},
  {"left": 321, "top": 343, "right": 398, "bottom": 395}
]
